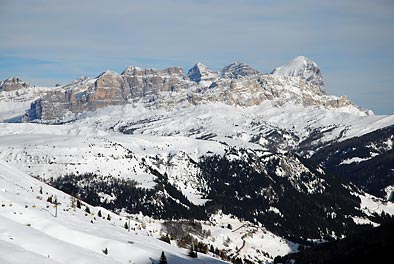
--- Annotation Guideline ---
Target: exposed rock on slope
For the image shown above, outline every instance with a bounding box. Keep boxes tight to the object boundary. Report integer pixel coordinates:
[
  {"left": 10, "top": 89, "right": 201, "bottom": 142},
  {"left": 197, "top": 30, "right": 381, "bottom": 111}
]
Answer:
[
  {"left": 0, "top": 77, "right": 30, "bottom": 92},
  {"left": 187, "top": 63, "right": 218, "bottom": 83},
  {"left": 221, "top": 62, "right": 259, "bottom": 79}
]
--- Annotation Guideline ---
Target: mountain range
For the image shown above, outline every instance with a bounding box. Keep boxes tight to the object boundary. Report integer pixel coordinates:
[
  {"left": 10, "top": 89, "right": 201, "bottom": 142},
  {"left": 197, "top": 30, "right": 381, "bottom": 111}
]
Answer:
[{"left": 0, "top": 56, "right": 393, "bottom": 264}]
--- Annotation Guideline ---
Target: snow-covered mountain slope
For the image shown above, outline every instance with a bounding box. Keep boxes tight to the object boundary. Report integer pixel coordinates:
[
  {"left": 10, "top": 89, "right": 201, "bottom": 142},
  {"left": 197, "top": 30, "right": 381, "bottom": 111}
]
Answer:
[
  {"left": 0, "top": 86, "right": 53, "bottom": 121},
  {"left": 0, "top": 160, "right": 230, "bottom": 264},
  {"left": 271, "top": 56, "right": 324, "bottom": 91},
  {"left": 73, "top": 101, "right": 393, "bottom": 153},
  {"left": 1, "top": 119, "right": 393, "bottom": 241},
  {"left": 311, "top": 125, "right": 394, "bottom": 197},
  {"left": 1, "top": 159, "right": 306, "bottom": 264}
]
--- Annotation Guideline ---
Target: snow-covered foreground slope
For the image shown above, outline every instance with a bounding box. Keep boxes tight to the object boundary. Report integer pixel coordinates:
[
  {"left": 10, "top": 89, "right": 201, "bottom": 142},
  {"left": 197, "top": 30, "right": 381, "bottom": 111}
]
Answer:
[
  {"left": 0, "top": 161, "right": 229, "bottom": 264},
  {"left": 0, "top": 160, "right": 303, "bottom": 264}
]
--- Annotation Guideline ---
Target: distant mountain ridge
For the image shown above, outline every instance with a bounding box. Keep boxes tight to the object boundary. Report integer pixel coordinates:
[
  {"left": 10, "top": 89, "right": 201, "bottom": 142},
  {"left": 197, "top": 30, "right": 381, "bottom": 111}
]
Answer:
[{"left": 0, "top": 56, "right": 365, "bottom": 123}]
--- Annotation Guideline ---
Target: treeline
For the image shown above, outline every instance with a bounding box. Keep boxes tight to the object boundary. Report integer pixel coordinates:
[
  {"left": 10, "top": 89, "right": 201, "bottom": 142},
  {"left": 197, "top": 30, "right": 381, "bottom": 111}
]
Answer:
[{"left": 49, "top": 172, "right": 206, "bottom": 220}]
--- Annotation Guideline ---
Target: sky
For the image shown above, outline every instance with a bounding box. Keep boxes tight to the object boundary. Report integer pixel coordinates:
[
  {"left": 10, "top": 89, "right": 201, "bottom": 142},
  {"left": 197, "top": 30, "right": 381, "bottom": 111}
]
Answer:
[{"left": 0, "top": 0, "right": 393, "bottom": 114}]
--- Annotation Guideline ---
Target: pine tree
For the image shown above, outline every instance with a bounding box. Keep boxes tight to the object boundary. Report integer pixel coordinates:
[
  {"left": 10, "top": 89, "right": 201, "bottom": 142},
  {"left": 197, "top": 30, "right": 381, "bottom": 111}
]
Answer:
[
  {"left": 76, "top": 199, "right": 81, "bottom": 209},
  {"left": 98, "top": 210, "right": 102, "bottom": 217},
  {"left": 107, "top": 214, "right": 111, "bottom": 221},
  {"left": 188, "top": 244, "right": 197, "bottom": 258},
  {"left": 159, "top": 251, "right": 167, "bottom": 264},
  {"left": 210, "top": 244, "right": 215, "bottom": 253},
  {"left": 124, "top": 221, "right": 129, "bottom": 230},
  {"left": 85, "top": 206, "right": 91, "bottom": 214}
]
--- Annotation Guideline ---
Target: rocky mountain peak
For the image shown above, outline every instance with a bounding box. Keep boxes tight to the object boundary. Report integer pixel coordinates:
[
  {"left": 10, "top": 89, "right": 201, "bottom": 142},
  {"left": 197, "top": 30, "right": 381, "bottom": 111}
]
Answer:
[
  {"left": 271, "top": 56, "right": 325, "bottom": 92},
  {"left": 97, "top": 70, "right": 121, "bottom": 79},
  {"left": 121, "top": 66, "right": 144, "bottom": 76},
  {"left": 221, "top": 62, "right": 259, "bottom": 79},
  {"left": 0, "top": 77, "right": 31, "bottom": 92},
  {"left": 187, "top": 63, "right": 218, "bottom": 83},
  {"left": 121, "top": 66, "right": 184, "bottom": 78}
]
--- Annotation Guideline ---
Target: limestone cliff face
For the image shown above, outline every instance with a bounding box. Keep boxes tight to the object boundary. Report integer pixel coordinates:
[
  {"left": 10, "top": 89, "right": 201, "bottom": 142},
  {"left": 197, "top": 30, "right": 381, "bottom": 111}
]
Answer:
[
  {"left": 25, "top": 67, "right": 190, "bottom": 121},
  {"left": 0, "top": 77, "right": 30, "bottom": 92},
  {"left": 23, "top": 57, "right": 362, "bottom": 122},
  {"left": 89, "top": 71, "right": 125, "bottom": 110},
  {"left": 121, "top": 66, "right": 189, "bottom": 99}
]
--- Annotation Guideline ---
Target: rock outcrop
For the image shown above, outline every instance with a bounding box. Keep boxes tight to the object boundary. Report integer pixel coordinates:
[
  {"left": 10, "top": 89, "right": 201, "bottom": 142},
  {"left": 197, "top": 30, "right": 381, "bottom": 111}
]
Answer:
[
  {"left": 221, "top": 62, "right": 259, "bottom": 79},
  {"left": 187, "top": 63, "right": 218, "bottom": 83},
  {"left": 0, "top": 77, "right": 30, "bottom": 92}
]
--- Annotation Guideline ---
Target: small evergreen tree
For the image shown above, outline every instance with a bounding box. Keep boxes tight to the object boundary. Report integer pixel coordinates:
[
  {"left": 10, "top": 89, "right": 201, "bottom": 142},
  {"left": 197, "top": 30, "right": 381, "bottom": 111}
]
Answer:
[
  {"left": 107, "top": 214, "right": 111, "bottom": 221},
  {"left": 210, "top": 244, "right": 215, "bottom": 253},
  {"left": 85, "top": 206, "right": 91, "bottom": 214},
  {"left": 159, "top": 251, "right": 167, "bottom": 264},
  {"left": 98, "top": 210, "right": 102, "bottom": 217},
  {"left": 76, "top": 199, "right": 81, "bottom": 209},
  {"left": 102, "top": 248, "right": 108, "bottom": 255},
  {"left": 188, "top": 244, "right": 197, "bottom": 258},
  {"left": 124, "top": 221, "right": 129, "bottom": 230}
]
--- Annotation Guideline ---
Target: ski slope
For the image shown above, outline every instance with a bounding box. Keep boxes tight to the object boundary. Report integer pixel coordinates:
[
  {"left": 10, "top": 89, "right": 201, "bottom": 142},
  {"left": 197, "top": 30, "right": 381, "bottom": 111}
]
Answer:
[{"left": 0, "top": 160, "right": 228, "bottom": 264}]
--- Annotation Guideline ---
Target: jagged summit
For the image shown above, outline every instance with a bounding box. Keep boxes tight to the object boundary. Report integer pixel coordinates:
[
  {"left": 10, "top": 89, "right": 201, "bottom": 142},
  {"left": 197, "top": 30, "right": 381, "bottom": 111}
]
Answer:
[
  {"left": 271, "top": 56, "right": 325, "bottom": 92},
  {"left": 121, "top": 66, "right": 144, "bottom": 75},
  {"left": 221, "top": 62, "right": 259, "bottom": 79},
  {"left": 97, "top": 70, "right": 120, "bottom": 78},
  {"left": 0, "top": 76, "right": 31, "bottom": 92},
  {"left": 121, "top": 66, "right": 184, "bottom": 77},
  {"left": 187, "top": 63, "right": 218, "bottom": 83}
]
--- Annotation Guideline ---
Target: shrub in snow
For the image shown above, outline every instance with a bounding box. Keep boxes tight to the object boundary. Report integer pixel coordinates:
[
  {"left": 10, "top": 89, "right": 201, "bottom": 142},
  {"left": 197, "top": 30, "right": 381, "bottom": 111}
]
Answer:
[{"left": 159, "top": 234, "right": 171, "bottom": 244}]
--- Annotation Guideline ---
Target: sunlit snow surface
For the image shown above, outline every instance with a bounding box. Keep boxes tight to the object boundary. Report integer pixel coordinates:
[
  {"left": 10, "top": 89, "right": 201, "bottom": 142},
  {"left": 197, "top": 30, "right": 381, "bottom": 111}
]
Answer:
[{"left": 0, "top": 161, "right": 229, "bottom": 264}]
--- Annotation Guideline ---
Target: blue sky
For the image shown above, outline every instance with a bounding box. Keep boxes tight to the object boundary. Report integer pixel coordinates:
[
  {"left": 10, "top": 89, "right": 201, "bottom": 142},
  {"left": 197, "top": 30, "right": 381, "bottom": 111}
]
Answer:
[{"left": 0, "top": 0, "right": 393, "bottom": 114}]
